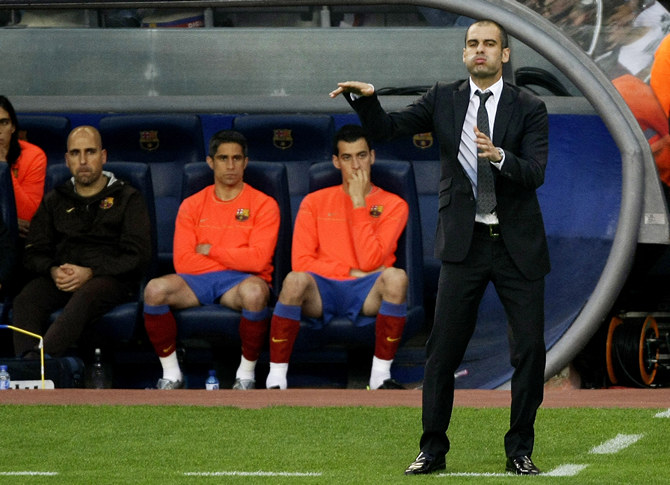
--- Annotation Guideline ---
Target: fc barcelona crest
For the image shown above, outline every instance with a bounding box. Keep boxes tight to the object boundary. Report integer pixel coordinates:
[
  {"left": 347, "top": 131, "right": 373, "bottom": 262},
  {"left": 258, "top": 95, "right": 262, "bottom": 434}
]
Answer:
[
  {"left": 139, "top": 130, "right": 160, "bottom": 152},
  {"left": 370, "top": 205, "right": 384, "bottom": 218},
  {"left": 413, "top": 132, "right": 434, "bottom": 149},
  {"left": 273, "top": 129, "right": 293, "bottom": 150},
  {"left": 99, "top": 197, "right": 115, "bottom": 209},
  {"left": 235, "top": 208, "right": 250, "bottom": 221}
]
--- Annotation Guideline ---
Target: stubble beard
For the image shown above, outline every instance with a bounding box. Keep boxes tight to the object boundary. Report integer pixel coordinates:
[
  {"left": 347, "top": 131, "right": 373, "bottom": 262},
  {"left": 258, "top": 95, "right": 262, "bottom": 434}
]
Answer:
[{"left": 75, "top": 170, "right": 101, "bottom": 187}]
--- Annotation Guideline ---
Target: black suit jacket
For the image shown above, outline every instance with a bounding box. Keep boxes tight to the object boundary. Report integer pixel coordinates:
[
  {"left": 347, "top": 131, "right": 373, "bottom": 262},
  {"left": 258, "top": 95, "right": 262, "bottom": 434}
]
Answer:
[{"left": 348, "top": 80, "right": 550, "bottom": 280}]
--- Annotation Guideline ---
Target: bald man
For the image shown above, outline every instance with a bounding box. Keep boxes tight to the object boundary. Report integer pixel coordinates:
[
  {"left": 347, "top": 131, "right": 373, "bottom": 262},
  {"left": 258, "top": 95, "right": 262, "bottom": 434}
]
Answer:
[{"left": 13, "top": 126, "right": 151, "bottom": 359}]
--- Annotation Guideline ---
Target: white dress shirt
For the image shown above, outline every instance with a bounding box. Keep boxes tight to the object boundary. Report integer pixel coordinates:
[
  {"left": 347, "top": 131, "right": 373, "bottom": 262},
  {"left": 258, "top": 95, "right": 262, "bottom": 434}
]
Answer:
[{"left": 458, "top": 77, "right": 505, "bottom": 225}]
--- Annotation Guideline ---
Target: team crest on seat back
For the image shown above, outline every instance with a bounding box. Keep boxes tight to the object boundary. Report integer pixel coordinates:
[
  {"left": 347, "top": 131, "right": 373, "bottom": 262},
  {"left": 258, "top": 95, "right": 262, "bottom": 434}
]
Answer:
[
  {"left": 273, "top": 129, "right": 293, "bottom": 150},
  {"left": 139, "top": 130, "right": 160, "bottom": 152}
]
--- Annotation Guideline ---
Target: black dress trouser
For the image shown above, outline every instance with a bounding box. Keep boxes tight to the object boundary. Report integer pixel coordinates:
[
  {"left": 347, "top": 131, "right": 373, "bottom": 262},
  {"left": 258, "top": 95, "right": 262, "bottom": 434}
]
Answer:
[{"left": 420, "top": 227, "right": 546, "bottom": 459}]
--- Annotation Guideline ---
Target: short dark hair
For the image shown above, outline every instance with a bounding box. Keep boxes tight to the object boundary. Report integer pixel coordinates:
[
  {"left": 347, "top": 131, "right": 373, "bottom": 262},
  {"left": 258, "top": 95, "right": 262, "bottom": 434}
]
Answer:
[
  {"left": 465, "top": 19, "right": 509, "bottom": 49},
  {"left": 208, "top": 130, "right": 248, "bottom": 158},
  {"left": 0, "top": 95, "right": 21, "bottom": 166},
  {"left": 333, "top": 124, "right": 372, "bottom": 155}
]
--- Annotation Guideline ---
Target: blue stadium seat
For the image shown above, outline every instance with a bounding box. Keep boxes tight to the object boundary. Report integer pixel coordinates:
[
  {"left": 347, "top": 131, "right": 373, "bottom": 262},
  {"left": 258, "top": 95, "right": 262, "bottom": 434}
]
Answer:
[
  {"left": 272, "top": 157, "right": 312, "bottom": 222},
  {"left": 362, "top": 130, "right": 441, "bottom": 306},
  {"left": 294, "top": 160, "right": 425, "bottom": 351},
  {"left": 17, "top": 115, "right": 71, "bottom": 165},
  {"left": 174, "top": 161, "right": 292, "bottom": 343},
  {"left": 371, "top": 131, "right": 440, "bottom": 162},
  {"left": 98, "top": 114, "right": 205, "bottom": 275},
  {"left": 233, "top": 115, "right": 335, "bottom": 220},
  {"left": 43, "top": 162, "right": 158, "bottom": 344},
  {"left": 233, "top": 114, "right": 334, "bottom": 162}
]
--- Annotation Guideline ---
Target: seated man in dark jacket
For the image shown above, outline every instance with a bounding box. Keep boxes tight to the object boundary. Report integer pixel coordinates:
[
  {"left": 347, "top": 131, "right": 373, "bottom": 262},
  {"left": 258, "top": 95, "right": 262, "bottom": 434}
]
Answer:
[
  {"left": 12, "top": 126, "right": 151, "bottom": 357},
  {"left": 0, "top": 213, "right": 15, "bottom": 294},
  {"left": 0, "top": 213, "right": 15, "bottom": 357}
]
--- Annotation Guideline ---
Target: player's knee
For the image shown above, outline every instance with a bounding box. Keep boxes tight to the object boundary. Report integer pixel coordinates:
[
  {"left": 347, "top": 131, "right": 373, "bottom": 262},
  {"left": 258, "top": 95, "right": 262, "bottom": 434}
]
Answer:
[
  {"left": 144, "top": 278, "right": 169, "bottom": 306},
  {"left": 381, "top": 267, "right": 408, "bottom": 300},
  {"left": 278, "top": 271, "right": 311, "bottom": 302},
  {"left": 239, "top": 278, "right": 270, "bottom": 310}
]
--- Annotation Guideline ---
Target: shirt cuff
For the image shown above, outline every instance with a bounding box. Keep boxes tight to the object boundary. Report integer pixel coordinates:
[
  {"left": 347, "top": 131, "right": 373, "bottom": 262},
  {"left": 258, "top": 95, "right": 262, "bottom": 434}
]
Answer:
[
  {"left": 491, "top": 147, "right": 505, "bottom": 169},
  {"left": 350, "top": 83, "right": 375, "bottom": 100}
]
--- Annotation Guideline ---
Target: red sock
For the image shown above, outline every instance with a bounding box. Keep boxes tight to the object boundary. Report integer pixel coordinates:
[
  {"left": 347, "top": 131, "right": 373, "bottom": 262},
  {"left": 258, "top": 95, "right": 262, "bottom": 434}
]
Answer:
[
  {"left": 144, "top": 309, "right": 177, "bottom": 357},
  {"left": 269, "top": 314, "right": 300, "bottom": 363},
  {"left": 239, "top": 317, "right": 269, "bottom": 362},
  {"left": 374, "top": 313, "right": 406, "bottom": 360}
]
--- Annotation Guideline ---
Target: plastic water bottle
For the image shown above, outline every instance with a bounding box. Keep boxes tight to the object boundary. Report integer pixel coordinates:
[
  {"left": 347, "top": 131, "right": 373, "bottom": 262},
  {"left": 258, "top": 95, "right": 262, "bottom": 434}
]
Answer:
[
  {"left": 0, "top": 365, "right": 10, "bottom": 390},
  {"left": 205, "top": 369, "right": 219, "bottom": 390},
  {"left": 91, "top": 348, "right": 105, "bottom": 389}
]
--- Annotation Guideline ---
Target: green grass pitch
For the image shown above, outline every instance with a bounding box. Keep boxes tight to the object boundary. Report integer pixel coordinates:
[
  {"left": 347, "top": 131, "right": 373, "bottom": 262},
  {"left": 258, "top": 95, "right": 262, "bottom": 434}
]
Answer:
[{"left": 1, "top": 405, "right": 669, "bottom": 484}]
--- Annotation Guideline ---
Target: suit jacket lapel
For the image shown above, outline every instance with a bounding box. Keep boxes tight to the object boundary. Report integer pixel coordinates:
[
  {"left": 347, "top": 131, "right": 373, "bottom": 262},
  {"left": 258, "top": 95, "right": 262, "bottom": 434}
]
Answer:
[
  {"left": 453, "top": 80, "right": 470, "bottom": 149},
  {"left": 492, "top": 83, "right": 516, "bottom": 146}
]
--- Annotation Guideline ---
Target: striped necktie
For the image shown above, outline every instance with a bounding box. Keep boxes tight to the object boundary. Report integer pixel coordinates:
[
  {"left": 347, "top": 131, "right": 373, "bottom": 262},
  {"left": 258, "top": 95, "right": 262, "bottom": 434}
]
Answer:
[{"left": 475, "top": 90, "right": 496, "bottom": 216}]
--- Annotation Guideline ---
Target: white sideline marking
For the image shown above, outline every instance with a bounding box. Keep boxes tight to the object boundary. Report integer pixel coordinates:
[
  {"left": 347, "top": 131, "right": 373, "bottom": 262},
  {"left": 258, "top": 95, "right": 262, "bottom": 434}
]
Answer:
[
  {"left": 655, "top": 409, "right": 670, "bottom": 418},
  {"left": 0, "top": 472, "right": 58, "bottom": 476},
  {"left": 544, "top": 464, "right": 589, "bottom": 477},
  {"left": 440, "top": 464, "right": 587, "bottom": 478},
  {"left": 440, "top": 472, "right": 509, "bottom": 477},
  {"left": 184, "top": 471, "right": 322, "bottom": 477},
  {"left": 590, "top": 434, "right": 644, "bottom": 455}
]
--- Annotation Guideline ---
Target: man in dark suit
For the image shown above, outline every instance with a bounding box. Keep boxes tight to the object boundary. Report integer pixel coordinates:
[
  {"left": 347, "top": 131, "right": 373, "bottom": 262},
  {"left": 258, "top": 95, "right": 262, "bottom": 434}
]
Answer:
[{"left": 331, "top": 19, "right": 549, "bottom": 476}]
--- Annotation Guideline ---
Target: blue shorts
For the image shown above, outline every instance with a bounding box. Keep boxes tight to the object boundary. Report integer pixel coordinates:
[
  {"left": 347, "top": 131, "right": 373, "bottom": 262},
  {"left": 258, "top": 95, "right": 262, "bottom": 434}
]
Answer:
[
  {"left": 308, "top": 272, "right": 381, "bottom": 329},
  {"left": 179, "top": 270, "right": 252, "bottom": 305}
]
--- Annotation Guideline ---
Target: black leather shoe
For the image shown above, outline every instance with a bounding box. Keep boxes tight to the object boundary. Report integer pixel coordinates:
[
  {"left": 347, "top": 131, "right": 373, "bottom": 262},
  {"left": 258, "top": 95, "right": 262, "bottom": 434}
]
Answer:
[
  {"left": 404, "top": 451, "right": 446, "bottom": 475},
  {"left": 506, "top": 455, "right": 541, "bottom": 475}
]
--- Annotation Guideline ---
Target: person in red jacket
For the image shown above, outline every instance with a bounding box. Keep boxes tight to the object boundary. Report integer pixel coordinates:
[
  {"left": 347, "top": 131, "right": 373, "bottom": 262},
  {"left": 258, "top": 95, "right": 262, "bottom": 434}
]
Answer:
[
  {"left": 266, "top": 124, "right": 409, "bottom": 390},
  {"left": 0, "top": 96, "right": 47, "bottom": 238},
  {"left": 143, "top": 130, "right": 279, "bottom": 390}
]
